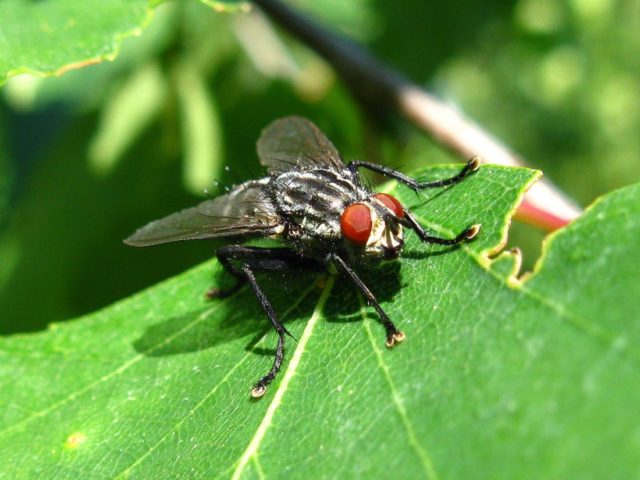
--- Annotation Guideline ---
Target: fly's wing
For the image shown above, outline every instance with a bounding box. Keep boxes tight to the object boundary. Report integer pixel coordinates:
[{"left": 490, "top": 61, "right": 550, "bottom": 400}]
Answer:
[
  {"left": 124, "top": 180, "right": 281, "bottom": 247},
  {"left": 257, "top": 116, "right": 345, "bottom": 174}
]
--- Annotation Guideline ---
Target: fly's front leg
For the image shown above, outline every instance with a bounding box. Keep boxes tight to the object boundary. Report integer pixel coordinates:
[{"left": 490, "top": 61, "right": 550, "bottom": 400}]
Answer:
[
  {"left": 348, "top": 157, "right": 481, "bottom": 245},
  {"left": 213, "top": 245, "right": 323, "bottom": 398},
  {"left": 403, "top": 212, "right": 481, "bottom": 246},
  {"left": 348, "top": 156, "right": 480, "bottom": 190},
  {"left": 328, "top": 253, "right": 405, "bottom": 348}
]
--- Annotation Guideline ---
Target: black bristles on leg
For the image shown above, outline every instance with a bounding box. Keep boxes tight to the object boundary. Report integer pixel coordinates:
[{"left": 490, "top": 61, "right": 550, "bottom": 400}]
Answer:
[
  {"left": 251, "top": 333, "right": 285, "bottom": 399},
  {"left": 348, "top": 156, "right": 480, "bottom": 191},
  {"left": 327, "top": 253, "right": 405, "bottom": 347}
]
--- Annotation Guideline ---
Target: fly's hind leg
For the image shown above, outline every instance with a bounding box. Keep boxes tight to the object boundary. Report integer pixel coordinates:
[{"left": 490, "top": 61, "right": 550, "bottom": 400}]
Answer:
[
  {"left": 241, "top": 265, "right": 288, "bottom": 398},
  {"left": 214, "top": 245, "right": 323, "bottom": 398},
  {"left": 205, "top": 248, "right": 250, "bottom": 299}
]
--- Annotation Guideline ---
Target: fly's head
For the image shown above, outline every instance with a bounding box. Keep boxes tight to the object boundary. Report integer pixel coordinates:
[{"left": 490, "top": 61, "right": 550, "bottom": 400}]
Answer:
[{"left": 340, "top": 193, "right": 405, "bottom": 259}]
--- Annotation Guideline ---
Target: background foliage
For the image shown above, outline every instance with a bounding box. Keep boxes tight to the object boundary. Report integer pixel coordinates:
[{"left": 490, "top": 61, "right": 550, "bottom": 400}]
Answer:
[{"left": 1, "top": 0, "right": 639, "bottom": 333}]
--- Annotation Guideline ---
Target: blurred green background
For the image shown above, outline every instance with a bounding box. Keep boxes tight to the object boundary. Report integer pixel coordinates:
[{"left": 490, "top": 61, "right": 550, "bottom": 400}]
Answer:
[{"left": 1, "top": 0, "right": 638, "bottom": 334}]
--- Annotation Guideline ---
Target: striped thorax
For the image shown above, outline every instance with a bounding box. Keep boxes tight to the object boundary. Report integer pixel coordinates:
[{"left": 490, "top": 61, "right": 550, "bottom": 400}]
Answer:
[{"left": 270, "top": 167, "right": 405, "bottom": 260}]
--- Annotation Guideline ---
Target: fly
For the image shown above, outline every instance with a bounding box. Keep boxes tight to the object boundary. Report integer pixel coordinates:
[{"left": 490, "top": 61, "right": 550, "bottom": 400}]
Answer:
[{"left": 125, "top": 116, "right": 481, "bottom": 398}]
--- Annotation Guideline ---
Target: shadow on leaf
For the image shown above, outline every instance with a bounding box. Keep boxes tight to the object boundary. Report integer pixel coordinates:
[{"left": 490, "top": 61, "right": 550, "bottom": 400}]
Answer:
[
  {"left": 324, "top": 260, "right": 403, "bottom": 324},
  {"left": 133, "top": 271, "right": 317, "bottom": 357},
  {"left": 133, "top": 260, "right": 406, "bottom": 357}
]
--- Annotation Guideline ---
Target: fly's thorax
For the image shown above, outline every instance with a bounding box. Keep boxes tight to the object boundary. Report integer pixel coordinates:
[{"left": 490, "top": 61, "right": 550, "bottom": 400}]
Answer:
[
  {"left": 271, "top": 167, "right": 367, "bottom": 243},
  {"left": 268, "top": 168, "right": 405, "bottom": 260}
]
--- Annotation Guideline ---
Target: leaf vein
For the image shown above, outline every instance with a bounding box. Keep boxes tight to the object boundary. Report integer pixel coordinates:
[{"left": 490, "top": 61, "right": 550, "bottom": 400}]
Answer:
[
  {"left": 0, "top": 302, "right": 225, "bottom": 438},
  {"left": 361, "top": 303, "right": 440, "bottom": 480},
  {"left": 408, "top": 208, "right": 635, "bottom": 364},
  {"left": 230, "top": 278, "right": 335, "bottom": 480},
  {"left": 112, "top": 282, "right": 321, "bottom": 478}
]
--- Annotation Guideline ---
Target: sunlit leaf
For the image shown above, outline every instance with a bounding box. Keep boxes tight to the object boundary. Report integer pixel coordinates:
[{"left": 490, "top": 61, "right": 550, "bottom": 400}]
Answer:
[
  {"left": 0, "top": 0, "right": 154, "bottom": 84},
  {"left": 3, "top": 166, "right": 637, "bottom": 477}
]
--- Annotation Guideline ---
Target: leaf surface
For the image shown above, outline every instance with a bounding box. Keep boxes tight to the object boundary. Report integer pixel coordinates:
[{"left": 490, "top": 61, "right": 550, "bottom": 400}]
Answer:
[
  {"left": 0, "top": 0, "right": 243, "bottom": 84},
  {"left": 1, "top": 165, "right": 638, "bottom": 479}
]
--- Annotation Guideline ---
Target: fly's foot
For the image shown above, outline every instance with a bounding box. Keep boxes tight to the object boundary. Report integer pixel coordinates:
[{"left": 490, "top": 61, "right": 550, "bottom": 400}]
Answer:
[
  {"left": 467, "top": 156, "right": 482, "bottom": 172},
  {"left": 464, "top": 224, "right": 481, "bottom": 240},
  {"left": 251, "top": 383, "right": 267, "bottom": 399},
  {"left": 385, "top": 330, "right": 406, "bottom": 348},
  {"left": 250, "top": 358, "right": 280, "bottom": 400},
  {"left": 393, "top": 331, "right": 406, "bottom": 343}
]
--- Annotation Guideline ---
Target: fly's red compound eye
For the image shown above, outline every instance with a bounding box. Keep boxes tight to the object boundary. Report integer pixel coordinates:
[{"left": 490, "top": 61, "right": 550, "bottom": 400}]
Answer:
[
  {"left": 373, "top": 193, "right": 404, "bottom": 218},
  {"left": 340, "top": 203, "right": 372, "bottom": 246}
]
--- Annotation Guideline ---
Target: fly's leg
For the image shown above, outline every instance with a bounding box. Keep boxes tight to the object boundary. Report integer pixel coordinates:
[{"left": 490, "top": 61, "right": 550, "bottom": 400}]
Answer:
[
  {"left": 348, "top": 157, "right": 481, "bottom": 245},
  {"left": 207, "top": 245, "right": 320, "bottom": 298},
  {"left": 348, "top": 156, "right": 480, "bottom": 190},
  {"left": 327, "top": 253, "right": 405, "bottom": 348},
  {"left": 214, "top": 245, "right": 323, "bottom": 398},
  {"left": 241, "top": 265, "right": 289, "bottom": 399},
  {"left": 404, "top": 212, "right": 481, "bottom": 246},
  {"left": 205, "top": 248, "right": 249, "bottom": 299}
]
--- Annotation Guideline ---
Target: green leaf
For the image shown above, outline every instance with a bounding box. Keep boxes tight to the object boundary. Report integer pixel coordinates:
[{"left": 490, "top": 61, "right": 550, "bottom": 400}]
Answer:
[
  {"left": 1, "top": 165, "right": 638, "bottom": 478},
  {"left": 0, "top": 0, "right": 154, "bottom": 84},
  {"left": 198, "top": 0, "right": 250, "bottom": 12},
  {"left": 0, "top": 0, "right": 382, "bottom": 87}
]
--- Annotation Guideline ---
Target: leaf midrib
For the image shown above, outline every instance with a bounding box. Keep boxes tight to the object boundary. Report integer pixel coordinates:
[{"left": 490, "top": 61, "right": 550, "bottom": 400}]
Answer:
[
  {"left": 230, "top": 277, "right": 336, "bottom": 480},
  {"left": 361, "top": 303, "right": 440, "bottom": 480}
]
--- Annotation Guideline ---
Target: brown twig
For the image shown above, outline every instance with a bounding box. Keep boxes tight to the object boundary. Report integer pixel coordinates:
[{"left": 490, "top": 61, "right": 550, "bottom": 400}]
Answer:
[{"left": 253, "top": 0, "right": 582, "bottom": 230}]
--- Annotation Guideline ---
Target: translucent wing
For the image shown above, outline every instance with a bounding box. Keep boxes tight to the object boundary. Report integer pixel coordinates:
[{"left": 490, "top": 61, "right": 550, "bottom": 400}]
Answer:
[
  {"left": 124, "top": 180, "right": 281, "bottom": 247},
  {"left": 257, "top": 116, "right": 345, "bottom": 174}
]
